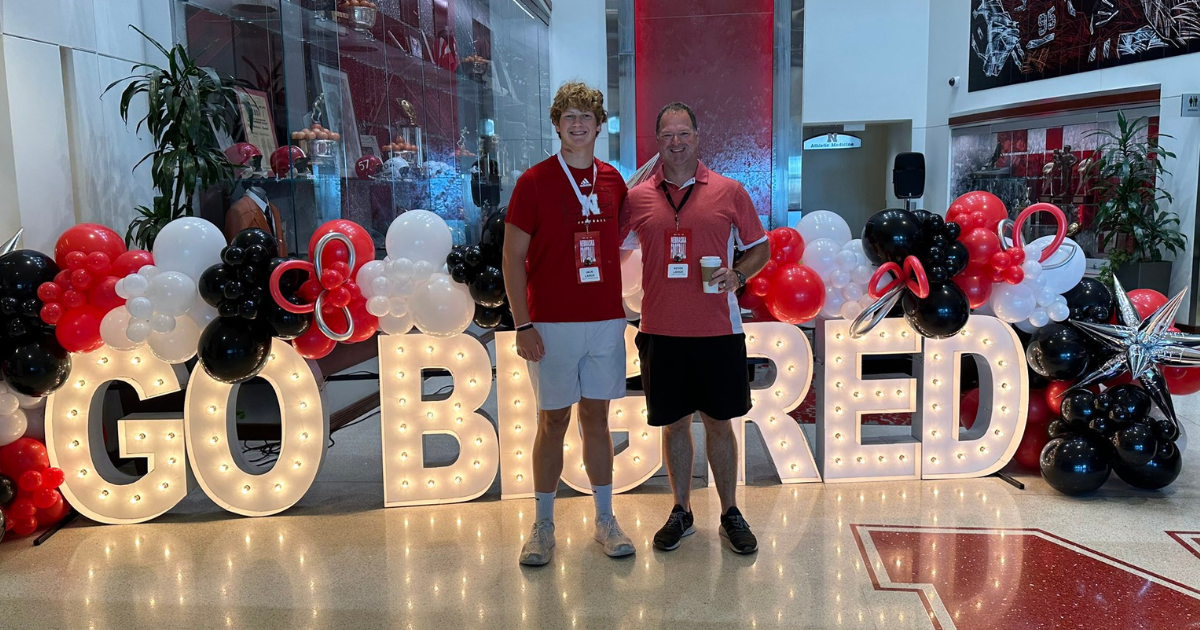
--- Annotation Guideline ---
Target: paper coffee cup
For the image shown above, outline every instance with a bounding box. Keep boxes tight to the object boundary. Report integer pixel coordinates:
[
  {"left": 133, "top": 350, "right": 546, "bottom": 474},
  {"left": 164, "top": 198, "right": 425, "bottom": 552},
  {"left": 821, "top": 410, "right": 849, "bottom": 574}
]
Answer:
[{"left": 700, "top": 256, "right": 723, "bottom": 293}]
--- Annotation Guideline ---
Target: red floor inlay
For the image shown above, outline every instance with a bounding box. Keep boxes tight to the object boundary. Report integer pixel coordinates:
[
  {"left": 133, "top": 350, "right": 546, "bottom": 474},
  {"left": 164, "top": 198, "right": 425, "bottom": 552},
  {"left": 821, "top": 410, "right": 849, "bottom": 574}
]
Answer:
[
  {"left": 853, "top": 525, "right": 1200, "bottom": 630},
  {"left": 1167, "top": 531, "right": 1200, "bottom": 562}
]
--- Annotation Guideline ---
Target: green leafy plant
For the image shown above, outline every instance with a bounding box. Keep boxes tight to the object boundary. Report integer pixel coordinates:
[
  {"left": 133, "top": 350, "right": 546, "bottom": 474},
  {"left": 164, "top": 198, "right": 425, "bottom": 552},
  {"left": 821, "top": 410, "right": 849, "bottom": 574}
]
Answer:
[
  {"left": 106, "top": 26, "right": 247, "bottom": 248},
  {"left": 1085, "top": 112, "right": 1186, "bottom": 283}
]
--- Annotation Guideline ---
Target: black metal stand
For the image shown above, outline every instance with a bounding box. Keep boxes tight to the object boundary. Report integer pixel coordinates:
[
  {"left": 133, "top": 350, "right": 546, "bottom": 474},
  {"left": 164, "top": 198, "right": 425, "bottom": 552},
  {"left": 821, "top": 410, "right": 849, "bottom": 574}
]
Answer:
[
  {"left": 33, "top": 509, "right": 77, "bottom": 546},
  {"left": 991, "top": 471, "right": 1025, "bottom": 490}
]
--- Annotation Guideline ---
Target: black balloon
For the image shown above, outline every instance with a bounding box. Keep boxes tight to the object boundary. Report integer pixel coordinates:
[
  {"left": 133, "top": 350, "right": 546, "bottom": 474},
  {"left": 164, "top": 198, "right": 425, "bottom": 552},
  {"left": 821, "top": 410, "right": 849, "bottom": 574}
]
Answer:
[
  {"left": 0, "top": 473, "right": 16, "bottom": 505},
  {"left": 2, "top": 332, "right": 71, "bottom": 397},
  {"left": 1040, "top": 434, "right": 1111, "bottom": 495},
  {"left": 469, "top": 266, "right": 507, "bottom": 308},
  {"left": 198, "top": 317, "right": 272, "bottom": 384},
  {"left": 1149, "top": 417, "right": 1181, "bottom": 442},
  {"left": 1047, "top": 419, "right": 1072, "bottom": 438},
  {"left": 463, "top": 245, "right": 483, "bottom": 268},
  {"left": 1060, "top": 390, "right": 1097, "bottom": 426},
  {"left": 231, "top": 228, "right": 279, "bottom": 261},
  {"left": 480, "top": 209, "right": 507, "bottom": 261},
  {"left": 1105, "top": 384, "right": 1151, "bottom": 422},
  {"left": 473, "top": 304, "right": 504, "bottom": 329},
  {"left": 199, "top": 264, "right": 235, "bottom": 308},
  {"left": 901, "top": 282, "right": 970, "bottom": 339},
  {"left": 450, "top": 263, "right": 471, "bottom": 285},
  {"left": 943, "top": 241, "right": 969, "bottom": 277},
  {"left": 446, "top": 248, "right": 465, "bottom": 269},
  {"left": 1089, "top": 416, "right": 1115, "bottom": 436},
  {"left": 1114, "top": 441, "right": 1182, "bottom": 490},
  {"left": 1111, "top": 423, "right": 1157, "bottom": 467},
  {"left": 862, "top": 209, "right": 922, "bottom": 266},
  {"left": 263, "top": 301, "right": 309, "bottom": 340},
  {"left": 0, "top": 249, "right": 59, "bottom": 302},
  {"left": 1026, "top": 323, "right": 1090, "bottom": 381},
  {"left": 1063, "top": 278, "right": 1114, "bottom": 324}
]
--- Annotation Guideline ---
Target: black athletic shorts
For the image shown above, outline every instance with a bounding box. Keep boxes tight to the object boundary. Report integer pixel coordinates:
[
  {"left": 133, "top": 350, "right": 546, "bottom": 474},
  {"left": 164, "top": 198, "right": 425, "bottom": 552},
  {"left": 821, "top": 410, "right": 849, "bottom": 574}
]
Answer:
[{"left": 634, "top": 332, "right": 751, "bottom": 427}]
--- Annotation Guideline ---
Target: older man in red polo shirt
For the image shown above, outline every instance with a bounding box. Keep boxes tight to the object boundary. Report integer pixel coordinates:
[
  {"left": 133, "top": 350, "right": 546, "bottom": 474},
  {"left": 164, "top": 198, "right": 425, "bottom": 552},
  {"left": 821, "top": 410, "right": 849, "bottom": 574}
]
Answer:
[{"left": 620, "top": 102, "right": 770, "bottom": 554}]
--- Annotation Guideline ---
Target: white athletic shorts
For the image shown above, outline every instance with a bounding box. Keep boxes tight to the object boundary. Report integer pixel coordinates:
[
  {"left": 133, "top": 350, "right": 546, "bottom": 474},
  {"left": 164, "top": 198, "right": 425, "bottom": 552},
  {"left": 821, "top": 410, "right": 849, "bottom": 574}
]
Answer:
[{"left": 528, "top": 318, "right": 628, "bottom": 411}]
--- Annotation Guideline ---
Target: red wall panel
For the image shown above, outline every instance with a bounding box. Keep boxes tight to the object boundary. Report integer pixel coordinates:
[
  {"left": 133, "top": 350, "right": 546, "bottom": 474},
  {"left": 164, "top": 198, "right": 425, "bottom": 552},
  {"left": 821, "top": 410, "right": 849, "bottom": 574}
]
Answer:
[{"left": 634, "top": 0, "right": 774, "bottom": 218}]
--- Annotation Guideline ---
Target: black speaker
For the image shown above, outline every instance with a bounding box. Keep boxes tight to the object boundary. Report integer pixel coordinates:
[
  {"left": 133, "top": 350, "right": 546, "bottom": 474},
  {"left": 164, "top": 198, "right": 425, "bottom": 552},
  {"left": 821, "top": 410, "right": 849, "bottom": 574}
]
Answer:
[{"left": 893, "top": 152, "right": 925, "bottom": 200}]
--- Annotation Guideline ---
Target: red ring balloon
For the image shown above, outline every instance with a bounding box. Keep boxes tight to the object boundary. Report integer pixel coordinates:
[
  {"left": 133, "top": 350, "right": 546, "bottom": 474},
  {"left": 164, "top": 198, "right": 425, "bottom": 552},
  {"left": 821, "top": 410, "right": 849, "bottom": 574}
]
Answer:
[
  {"left": 868, "top": 262, "right": 904, "bottom": 300},
  {"left": 270, "top": 260, "right": 317, "bottom": 314},
  {"left": 903, "top": 256, "right": 930, "bottom": 299},
  {"left": 1010, "top": 202, "right": 1066, "bottom": 263}
]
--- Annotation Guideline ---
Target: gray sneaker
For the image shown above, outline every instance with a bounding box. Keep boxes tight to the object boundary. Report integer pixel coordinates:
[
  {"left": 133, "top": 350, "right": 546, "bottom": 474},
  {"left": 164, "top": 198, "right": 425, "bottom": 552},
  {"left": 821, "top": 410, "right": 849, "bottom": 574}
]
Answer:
[
  {"left": 594, "top": 514, "right": 636, "bottom": 558},
  {"left": 519, "top": 520, "right": 556, "bottom": 566}
]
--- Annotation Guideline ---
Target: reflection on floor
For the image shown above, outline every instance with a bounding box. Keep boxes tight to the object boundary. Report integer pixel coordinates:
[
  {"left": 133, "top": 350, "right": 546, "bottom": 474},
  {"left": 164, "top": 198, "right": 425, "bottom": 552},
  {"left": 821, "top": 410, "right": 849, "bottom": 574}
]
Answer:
[{"left": 2, "top": 392, "right": 1200, "bottom": 629}]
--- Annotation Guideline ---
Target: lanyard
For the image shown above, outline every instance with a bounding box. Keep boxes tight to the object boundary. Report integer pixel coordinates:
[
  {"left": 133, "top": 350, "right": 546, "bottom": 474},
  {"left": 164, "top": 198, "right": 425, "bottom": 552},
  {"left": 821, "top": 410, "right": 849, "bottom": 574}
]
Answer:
[
  {"left": 556, "top": 153, "right": 600, "bottom": 231},
  {"left": 660, "top": 181, "right": 694, "bottom": 229}
]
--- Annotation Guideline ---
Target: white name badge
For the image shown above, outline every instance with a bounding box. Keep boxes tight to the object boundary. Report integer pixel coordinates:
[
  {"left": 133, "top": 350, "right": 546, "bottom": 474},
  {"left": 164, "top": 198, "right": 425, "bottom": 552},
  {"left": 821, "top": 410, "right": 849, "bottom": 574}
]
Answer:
[
  {"left": 667, "top": 263, "right": 689, "bottom": 279},
  {"left": 580, "top": 267, "right": 601, "bottom": 283}
]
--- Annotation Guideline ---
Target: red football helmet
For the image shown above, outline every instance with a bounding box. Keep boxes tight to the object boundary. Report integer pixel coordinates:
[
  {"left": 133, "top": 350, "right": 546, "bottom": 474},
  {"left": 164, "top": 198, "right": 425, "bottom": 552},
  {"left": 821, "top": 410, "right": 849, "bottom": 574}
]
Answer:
[
  {"left": 270, "top": 145, "right": 306, "bottom": 176},
  {"left": 355, "top": 154, "right": 383, "bottom": 179},
  {"left": 224, "top": 142, "right": 262, "bottom": 166}
]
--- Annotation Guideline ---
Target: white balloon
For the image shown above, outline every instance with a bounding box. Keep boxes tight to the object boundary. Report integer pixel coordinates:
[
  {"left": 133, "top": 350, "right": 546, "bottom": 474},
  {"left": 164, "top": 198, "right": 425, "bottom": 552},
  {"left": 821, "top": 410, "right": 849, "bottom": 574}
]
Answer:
[
  {"left": 127, "top": 296, "right": 154, "bottom": 320},
  {"left": 385, "top": 210, "right": 453, "bottom": 265},
  {"left": 387, "top": 257, "right": 415, "bottom": 280},
  {"left": 797, "top": 210, "right": 852, "bottom": 246},
  {"left": 148, "top": 316, "right": 199, "bottom": 364},
  {"left": 122, "top": 273, "right": 149, "bottom": 298},
  {"left": 395, "top": 279, "right": 416, "bottom": 298},
  {"left": 412, "top": 260, "right": 436, "bottom": 284},
  {"left": 1021, "top": 260, "right": 1043, "bottom": 280},
  {"left": 0, "top": 393, "right": 18, "bottom": 416},
  {"left": 821, "top": 284, "right": 846, "bottom": 319},
  {"left": 186, "top": 301, "right": 218, "bottom": 331},
  {"left": 840, "top": 300, "right": 864, "bottom": 320},
  {"left": 367, "top": 295, "right": 391, "bottom": 317},
  {"left": 801, "top": 238, "right": 842, "bottom": 278},
  {"left": 851, "top": 264, "right": 873, "bottom": 285},
  {"left": 138, "top": 265, "right": 159, "bottom": 279},
  {"left": 1036, "top": 286, "right": 1059, "bottom": 307},
  {"left": 621, "top": 248, "right": 643, "bottom": 298},
  {"left": 1028, "top": 308, "right": 1050, "bottom": 328},
  {"left": 152, "top": 217, "right": 227, "bottom": 280},
  {"left": 389, "top": 296, "right": 409, "bottom": 316},
  {"left": 101, "top": 308, "right": 140, "bottom": 350},
  {"left": 1033, "top": 236, "right": 1086, "bottom": 295},
  {"left": 1014, "top": 319, "right": 1038, "bottom": 334},
  {"left": 835, "top": 249, "right": 857, "bottom": 270},
  {"left": 1047, "top": 299, "right": 1071, "bottom": 322},
  {"left": 148, "top": 271, "right": 197, "bottom": 316},
  {"left": 991, "top": 283, "right": 1037, "bottom": 323},
  {"left": 126, "top": 319, "right": 151, "bottom": 343},
  {"left": 13, "top": 391, "right": 44, "bottom": 410},
  {"left": 0, "top": 408, "right": 27, "bottom": 447},
  {"left": 378, "top": 311, "right": 415, "bottom": 335},
  {"left": 843, "top": 283, "right": 864, "bottom": 301},
  {"left": 355, "top": 260, "right": 386, "bottom": 292},
  {"left": 830, "top": 269, "right": 851, "bottom": 289},
  {"left": 408, "top": 274, "right": 473, "bottom": 337},
  {"left": 115, "top": 278, "right": 130, "bottom": 299},
  {"left": 371, "top": 275, "right": 393, "bottom": 297},
  {"left": 150, "top": 312, "right": 177, "bottom": 333}
]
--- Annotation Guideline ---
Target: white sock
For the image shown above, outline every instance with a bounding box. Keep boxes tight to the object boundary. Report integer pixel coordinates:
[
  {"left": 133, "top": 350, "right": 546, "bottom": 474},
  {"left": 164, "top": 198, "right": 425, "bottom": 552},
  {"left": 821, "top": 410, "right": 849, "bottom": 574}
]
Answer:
[
  {"left": 535, "top": 491, "right": 556, "bottom": 523},
  {"left": 593, "top": 484, "right": 613, "bottom": 519}
]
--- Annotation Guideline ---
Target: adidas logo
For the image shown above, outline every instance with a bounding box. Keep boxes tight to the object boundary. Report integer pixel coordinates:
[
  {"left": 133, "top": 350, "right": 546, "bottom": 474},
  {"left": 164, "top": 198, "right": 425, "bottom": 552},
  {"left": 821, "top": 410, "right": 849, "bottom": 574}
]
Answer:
[{"left": 580, "top": 178, "right": 591, "bottom": 188}]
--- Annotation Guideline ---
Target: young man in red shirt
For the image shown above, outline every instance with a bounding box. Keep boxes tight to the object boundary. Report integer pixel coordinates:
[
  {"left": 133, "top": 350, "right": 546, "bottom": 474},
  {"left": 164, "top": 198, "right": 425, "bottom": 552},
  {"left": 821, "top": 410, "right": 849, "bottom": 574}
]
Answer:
[
  {"left": 503, "top": 82, "right": 635, "bottom": 566},
  {"left": 620, "top": 102, "right": 771, "bottom": 554}
]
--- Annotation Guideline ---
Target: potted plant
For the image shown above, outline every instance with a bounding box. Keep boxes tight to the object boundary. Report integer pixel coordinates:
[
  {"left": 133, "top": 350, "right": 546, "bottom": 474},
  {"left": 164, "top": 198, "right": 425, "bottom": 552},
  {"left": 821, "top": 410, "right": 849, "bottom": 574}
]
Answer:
[
  {"left": 1086, "top": 112, "right": 1186, "bottom": 294},
  {"left": 106, "top": 27, "right": 247, "bottom": 248}
]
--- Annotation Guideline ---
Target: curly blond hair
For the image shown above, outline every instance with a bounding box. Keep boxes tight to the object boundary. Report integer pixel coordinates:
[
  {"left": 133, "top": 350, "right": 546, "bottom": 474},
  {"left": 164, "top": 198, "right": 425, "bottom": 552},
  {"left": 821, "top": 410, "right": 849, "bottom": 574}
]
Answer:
[{"left": 550, "top": 81, "right": 607, "bottom": 130}]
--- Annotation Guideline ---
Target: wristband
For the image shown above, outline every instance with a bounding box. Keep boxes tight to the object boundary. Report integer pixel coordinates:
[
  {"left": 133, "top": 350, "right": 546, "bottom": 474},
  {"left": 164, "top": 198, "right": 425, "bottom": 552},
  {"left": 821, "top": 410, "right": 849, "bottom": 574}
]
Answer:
[{"left": 516, "top": 323, "right": 534, "bottom": 332}]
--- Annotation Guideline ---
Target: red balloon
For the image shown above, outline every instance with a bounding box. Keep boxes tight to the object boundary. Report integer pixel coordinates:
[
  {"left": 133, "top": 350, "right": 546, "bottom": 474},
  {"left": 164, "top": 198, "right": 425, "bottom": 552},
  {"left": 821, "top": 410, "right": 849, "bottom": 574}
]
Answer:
[
  {"left": 327, "top": 285, "right": 353, "bottom": 308},
  {"left": 55, "top": 304, "right": 105, "bottom": 353},
  {"left": 1045, "top": 380, "right": 1074, "bottom": 416},
  {"left": 1008, "top": 248, "right": 1026, "bottom": 265},
  {"left": 952, "top": 273, "right": 993, "bottom": 309},
  {"left": 41, "top": 467, "right": 65, "bottom": 488},
  {"left": 53, "top": 270, "right": 71, "bottom": 288},
  {"left": 768, "top": 227, "right": 805, "bottom": 265},
  {"left": 0, "top": 438, "right": 49, "bottom": 478},
  {"left": 84, "top": 251, "right": 112, "bottom": 275},
  {"left": 112, "top": 250, "right": 154, "bottom": 277},
  {"left": 11, "top": 515, "right": 38, "bottom": 537},
  {"left": 960, "top": 388, "right": 980, "bottom": 430},
  {"left": 9, "top": 497, "right": 36, "bottom": 518},
  {"left": 308, "top": 220, "right": 375, "bottom": 274},
  {"left": 70, "top": 268, "right": 93, "bottom": 291},
  {"left": 36, "top": 491, "right": 68, "bottom": 527},
  {"left": 1003, "top": 266, "right": 1024, "bottom": 285},
  {"left": 293, "top": 324, "right": 335, "bottom": 359},
  {"left": 61, "top": 290, "right": 85, "bottom": 309},
  {"left": 749, "top": 303, "right": 776, "bottom": 322},
  {"left": 54, "top": 223, "right": 127, "bottom": 269},
  {"left": 18, "top": 470, "right": 43, "bottom": 492},
  {"left": 1127, "top": 289, "right": 1168, "bottom": 320},
  {"left": 346, "top": 298, "right": 379, "bottom": 343},
  {"left": 760, "top": 259, "right": 780, "bottom": 280},
  {"left": 298, "top": 279, "right": 323, "bottom": 303},
  {"left": 1103, "top": 371, "right": 1134, "bottom": 389},
  {"left": 738, "top": 289, "right": 764, "bottom": 311},
  {"left": 960, "top": 228, "right": 1002, "bottom": 271},
  {"left": 31, "top": 487, "right": 58, "bottom": 509},
  {"left": 320, "top": 268, "right": 345, "bottom": 290},
  {"left": 1013, "top": 419, "right": 1051, "bottom": 470},
  {"left": 989, "top": 251, "right": 1012, "bottom": 271},
  {"left": 39, "top": 302, "right": 63, "bottom": 326},
  {"left": 1028, "top": 388, "right": 1052, "bottom": 424},
  {"left": 63, "top": 250, "right": 86, "bottom": 270},
  {"left": 37, "top": 282, "right": 62, "bottom": 303},
  {"left": 1164, "top": 366, "right": 1200, "bottom": 396},
  {"left": 947, "top": 191, "right": 1008, "bottom": 231},
  {"left": 88, "top": 276, "right": 125, "bottom": 312},
  {"left": 765, "top": 264, "right": 825, "bottom": 324},
  {"left": 749, "top": 276, "right": 771, "bottom": 297}
]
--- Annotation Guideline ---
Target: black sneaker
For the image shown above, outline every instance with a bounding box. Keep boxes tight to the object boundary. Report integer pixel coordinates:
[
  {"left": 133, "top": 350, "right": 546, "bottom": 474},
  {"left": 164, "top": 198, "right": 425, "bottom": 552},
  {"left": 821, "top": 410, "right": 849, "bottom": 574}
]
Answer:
[
  {"left": 719, "top": 507, "right": 758, "bottom": 554},
  {"left": 653, "top": 504, "right": 695, "bottom": 551}
]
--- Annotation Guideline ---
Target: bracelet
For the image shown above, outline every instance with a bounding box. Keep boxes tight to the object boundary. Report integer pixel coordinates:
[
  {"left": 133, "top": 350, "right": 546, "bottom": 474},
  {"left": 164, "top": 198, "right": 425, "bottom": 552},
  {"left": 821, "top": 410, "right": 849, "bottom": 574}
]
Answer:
[{"left": 516, "top": 323, "right": 534, "bottom": 332}]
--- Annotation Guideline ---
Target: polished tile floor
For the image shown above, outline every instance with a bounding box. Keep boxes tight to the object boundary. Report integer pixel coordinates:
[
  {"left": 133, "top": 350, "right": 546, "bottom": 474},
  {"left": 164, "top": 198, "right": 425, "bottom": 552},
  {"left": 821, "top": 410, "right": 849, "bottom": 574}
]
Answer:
[{"left": 2, "top": 390, "right": 1200, "bottom": 630}]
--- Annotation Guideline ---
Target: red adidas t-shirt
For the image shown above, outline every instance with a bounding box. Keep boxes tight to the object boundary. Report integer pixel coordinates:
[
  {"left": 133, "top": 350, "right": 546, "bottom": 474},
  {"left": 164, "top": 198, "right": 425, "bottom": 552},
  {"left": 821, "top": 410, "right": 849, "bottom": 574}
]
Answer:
[
  {"left": 620, "top": 161, "right": 768, "bottom": 337},
  {"left": 505, "top": 155, "right": 628, "bottom": 323}
]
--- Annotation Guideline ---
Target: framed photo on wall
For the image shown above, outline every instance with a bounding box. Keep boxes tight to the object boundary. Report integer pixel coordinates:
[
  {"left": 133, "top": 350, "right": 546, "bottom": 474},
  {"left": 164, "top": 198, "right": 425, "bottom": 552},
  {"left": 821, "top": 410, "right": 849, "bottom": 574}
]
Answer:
[
  {"left": 360, "top": 134, "right": 381, "bottom": 158},
  {"left": 235, "top": 88, "right": 278, "bottom": 157},
  {"left": 316, "top": 64, "right": 363, "bottom": 166}
]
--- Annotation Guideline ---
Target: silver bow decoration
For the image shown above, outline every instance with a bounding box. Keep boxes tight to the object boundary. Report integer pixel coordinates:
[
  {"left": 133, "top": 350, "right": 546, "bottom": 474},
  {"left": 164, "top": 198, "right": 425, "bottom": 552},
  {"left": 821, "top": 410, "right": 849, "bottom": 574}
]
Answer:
[{"left": 1070, "top": 277, "right": 1200, "bottom": 428}]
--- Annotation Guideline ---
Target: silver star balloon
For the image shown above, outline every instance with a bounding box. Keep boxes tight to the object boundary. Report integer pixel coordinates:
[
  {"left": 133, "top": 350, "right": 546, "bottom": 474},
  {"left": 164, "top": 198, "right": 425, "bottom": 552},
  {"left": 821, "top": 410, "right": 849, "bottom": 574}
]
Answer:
[
  {"left": 0, "top": 228, "right": 22, "bottom": 254},
  {"left": 1070, "top": 277, "right": 1200, "bottom": 428}
]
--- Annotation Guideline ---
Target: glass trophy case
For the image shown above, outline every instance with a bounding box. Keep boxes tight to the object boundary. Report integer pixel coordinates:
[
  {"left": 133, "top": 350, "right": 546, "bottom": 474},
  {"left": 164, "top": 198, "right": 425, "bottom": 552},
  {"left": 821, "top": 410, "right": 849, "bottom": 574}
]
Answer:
[{"left": 179, "top": 0, "right": 553, "bottom": 256}]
